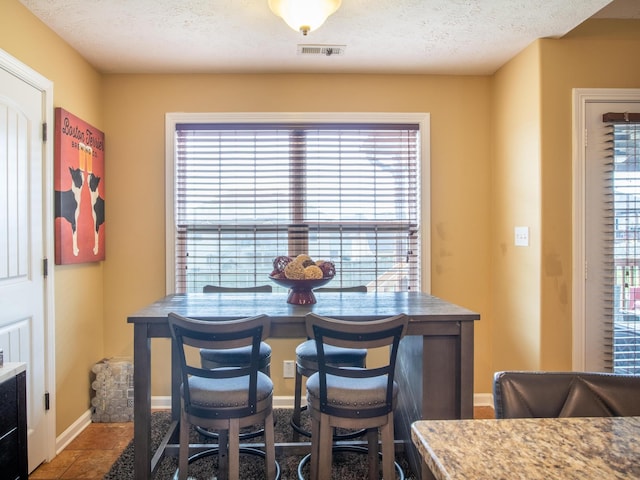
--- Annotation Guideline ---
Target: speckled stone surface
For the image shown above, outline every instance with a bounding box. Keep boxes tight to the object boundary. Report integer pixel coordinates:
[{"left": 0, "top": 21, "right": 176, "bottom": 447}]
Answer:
[{"left": 411, "top": 416, "right": 640, "bottom": 479}]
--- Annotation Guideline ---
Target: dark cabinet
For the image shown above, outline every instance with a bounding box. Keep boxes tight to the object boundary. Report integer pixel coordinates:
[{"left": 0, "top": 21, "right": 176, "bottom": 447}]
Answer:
[{"left": 0, "top": 366, "right": 28, "bottom": 480}]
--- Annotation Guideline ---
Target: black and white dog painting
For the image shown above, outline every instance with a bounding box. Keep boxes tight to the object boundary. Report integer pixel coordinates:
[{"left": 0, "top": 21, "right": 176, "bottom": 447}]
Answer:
[
  {"left": 54, "top": 108, "right": 106, "bottom": 264},
  {"left": 55, "top": 166, "right": 84, "bottom": 256}
]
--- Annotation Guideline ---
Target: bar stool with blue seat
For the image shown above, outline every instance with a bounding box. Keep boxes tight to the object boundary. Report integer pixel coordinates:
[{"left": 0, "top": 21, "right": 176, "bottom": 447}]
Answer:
[
  {"left": 168, "top": 312, "right": 279, "bottom": 480},
  {"left": 199, "top": 285, "right": 273, "bottom": 441},
  {"left": 300, "top": 312, "right": 408, "bottom": 480},
  {"left": 291, "top": 286, "right": 368, "bottom": 440}
]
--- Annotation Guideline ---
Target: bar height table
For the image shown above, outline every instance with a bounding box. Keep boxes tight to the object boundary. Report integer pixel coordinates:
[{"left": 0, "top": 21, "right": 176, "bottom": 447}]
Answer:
[{"left": 127, "top": 292, "right": 480, "bottom": 479}]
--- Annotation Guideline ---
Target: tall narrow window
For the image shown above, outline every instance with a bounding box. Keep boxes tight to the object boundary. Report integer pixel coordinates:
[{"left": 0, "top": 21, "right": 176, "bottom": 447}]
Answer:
[
  {"left": 170, "top": 120, "right": 422, "bottom": 294},
  {"left": 584, "top": 102, "right": 640, "bottom": 374},
  {"left": 605, "top": 114, "right": 640, "bottom": 374}
]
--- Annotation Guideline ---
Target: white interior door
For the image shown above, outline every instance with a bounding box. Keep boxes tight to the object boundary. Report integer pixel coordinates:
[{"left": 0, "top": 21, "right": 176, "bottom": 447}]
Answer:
[{"left": 0, "top": 51, "right": 54, "bottom": 473}]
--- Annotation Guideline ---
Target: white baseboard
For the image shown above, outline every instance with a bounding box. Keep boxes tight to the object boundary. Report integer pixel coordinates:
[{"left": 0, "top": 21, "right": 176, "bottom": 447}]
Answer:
[
  {"left": 56, "top": 409, "right": 92, "bottom": 455},
  {"left": 151, "top": 396, "right": 171, "bottom": 410},
  {"left": 57, "top": 393, "right": 494, "bottom": 455},
  {"left": 474, "top": 393, "right": 494, "bottom": 408},
  {"left": 273, "top": 396, "right": 296, "bottom": 409}
]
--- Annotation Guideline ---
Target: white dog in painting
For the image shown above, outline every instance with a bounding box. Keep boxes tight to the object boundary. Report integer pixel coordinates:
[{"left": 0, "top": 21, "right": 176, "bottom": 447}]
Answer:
[{"left": 54, "top": 166, "right": 84, "bottom": 256}]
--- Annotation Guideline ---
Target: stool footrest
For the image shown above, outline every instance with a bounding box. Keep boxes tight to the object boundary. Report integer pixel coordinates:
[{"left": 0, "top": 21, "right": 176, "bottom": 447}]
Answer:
[
  {"left": 290, "top": 406, "right": 367, "bottom": 440},
  {"left": 185, "top": 446, "right": 281, "bottom": 480},
  {"left": 195, "top": 424, "right": 265, "bottom": 441},
  {"left": 296, "top": 447, "right": 404, "bottom": 480}
]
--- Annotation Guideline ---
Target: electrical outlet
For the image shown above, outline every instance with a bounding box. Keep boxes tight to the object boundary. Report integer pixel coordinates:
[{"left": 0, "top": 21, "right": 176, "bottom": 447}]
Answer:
[{"left": 283, "top": 360, "right": 295, "bottom": 378}]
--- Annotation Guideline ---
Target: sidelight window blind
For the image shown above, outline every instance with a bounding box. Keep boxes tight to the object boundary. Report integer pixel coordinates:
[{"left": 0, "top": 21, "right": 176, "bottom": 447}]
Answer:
[
  {"left": 172, "top": 122, "right": 421, "bottom": 294},
  {"left": 603, "top": 112, "right": 640, "bottom": 374}
]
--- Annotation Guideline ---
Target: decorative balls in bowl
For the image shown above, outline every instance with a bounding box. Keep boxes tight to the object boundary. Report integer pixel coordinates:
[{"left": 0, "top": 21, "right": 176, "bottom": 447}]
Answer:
[{"left": 269, "top": 254, "right": 335, "bottom": 304}]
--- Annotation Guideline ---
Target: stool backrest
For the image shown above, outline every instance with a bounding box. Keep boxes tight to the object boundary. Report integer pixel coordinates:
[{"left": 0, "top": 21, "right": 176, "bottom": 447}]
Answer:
[
  {"left": 314, "top": 286, "right": 367, "bottom": 292},
  {"left": 493, "top": 370, "right": 640, "bottom": 419},
  {"left": 203, "top": 285, "right": 272, "bottom": 293},
  {"left": 305, "top": 313, "right": 408, "bottom": 418},
  {"left": 168, "top": 312, "right": 269, "bottom": 419}
]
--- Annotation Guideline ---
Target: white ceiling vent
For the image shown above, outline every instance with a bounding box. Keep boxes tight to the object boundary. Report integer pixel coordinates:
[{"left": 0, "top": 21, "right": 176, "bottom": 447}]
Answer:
[{"left": 297, "top": 44, "right": 346, "bottom": 57}]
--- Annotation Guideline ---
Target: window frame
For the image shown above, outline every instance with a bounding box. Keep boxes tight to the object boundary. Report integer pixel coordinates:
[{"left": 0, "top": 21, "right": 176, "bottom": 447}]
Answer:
[
  {"left": 165, "top": 112, "right": 431, "bottom": 295},
  {"left": 573, "top": 89, "right": 640, "bottom": 371}
]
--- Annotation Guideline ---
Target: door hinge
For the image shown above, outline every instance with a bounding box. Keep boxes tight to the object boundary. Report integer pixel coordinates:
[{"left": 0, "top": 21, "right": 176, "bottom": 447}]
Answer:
[
  {"left": 42, "top": 122, "right": 47, "bottom": 142},
  {"left": 43, "top": 258, "right": 48, "bottom": 277},
  {"left": 45, "top": 392, "right": 50, "bottom": 410}
]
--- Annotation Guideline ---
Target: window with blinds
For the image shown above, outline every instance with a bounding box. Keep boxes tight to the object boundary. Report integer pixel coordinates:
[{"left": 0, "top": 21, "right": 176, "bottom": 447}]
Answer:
[
  {"left": 172, "top": 122, "right": 421, "bottom": 294},
  {"left": 605, "top": 113, "right": 640, "bottom": 374}
]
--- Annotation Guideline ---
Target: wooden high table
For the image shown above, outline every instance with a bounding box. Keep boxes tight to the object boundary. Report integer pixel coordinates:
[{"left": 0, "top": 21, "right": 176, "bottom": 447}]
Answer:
[{"left": 127, "top": 292, "right": 480, "bottom": 480}]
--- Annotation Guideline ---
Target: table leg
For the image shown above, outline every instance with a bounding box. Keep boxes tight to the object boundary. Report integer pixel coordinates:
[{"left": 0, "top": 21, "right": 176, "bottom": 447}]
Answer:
[
  {"left": 396, "top": 321, "right": 475, "bottom": 480},
  {"left": 133, "top": 323, "right": 152, "bottom": 480},
  {"left": 459, "top": 320, "right": 475, "bottom": 419},
  {"left": 171, "top": 337, "right": 181, "bottom": 421},
  {"left": 395, "top": 335, "right": 425, "bottom": 479}
]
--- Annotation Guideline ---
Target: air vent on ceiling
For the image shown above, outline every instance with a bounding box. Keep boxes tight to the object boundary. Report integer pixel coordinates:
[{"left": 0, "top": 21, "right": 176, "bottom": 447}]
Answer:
[{"left": 297, "top": 44, "right": 346, "bottom": 57}]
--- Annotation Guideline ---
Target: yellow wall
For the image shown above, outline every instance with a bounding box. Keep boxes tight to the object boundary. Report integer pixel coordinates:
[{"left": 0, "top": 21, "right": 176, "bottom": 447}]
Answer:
[
  {"left": 0, "top": 0, "right": 105, "bottom": 435},
  {"left": 489, "top": 19, "right": 640, "bottom": 376},
  {"left": 538, "top": 19, "right": 640, "bottom": 369},
  {"left": 101, "top": 73, "right": 493, "bottom": 397},
  {"left": 491, "top": 43, "right": 542, "bottom": 371}
]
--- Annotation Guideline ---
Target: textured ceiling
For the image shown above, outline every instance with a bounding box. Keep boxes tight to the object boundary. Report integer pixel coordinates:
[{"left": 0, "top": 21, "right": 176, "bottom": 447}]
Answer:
[{"left": 17, "top": 0, "right": 640, "bottom": 75}]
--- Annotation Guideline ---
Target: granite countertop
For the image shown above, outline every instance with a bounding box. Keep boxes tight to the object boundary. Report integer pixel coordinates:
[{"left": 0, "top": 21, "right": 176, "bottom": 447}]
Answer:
[
  {"left": 411, "top": 416, "right": 640, "bottom": 479},
  {"left": 0, "top": 362, "right": 26, "bottom": 384}
]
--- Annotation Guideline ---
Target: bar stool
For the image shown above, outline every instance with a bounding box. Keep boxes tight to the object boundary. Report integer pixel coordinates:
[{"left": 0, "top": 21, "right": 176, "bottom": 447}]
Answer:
[
  {"left": 291, "top": 340, "right": 367, "bottom": 440},
  {"left": 291, "top": 285, "right": 368, "bottom": 440},
  {"left": 199, "top": 285, "right": 273, "bottom": 441},
  {"left": 300, "top": 312, "right": 408, "bottom": 480},
  {"left": 168, "top": 312, "right": 279, "bottom": 480}
]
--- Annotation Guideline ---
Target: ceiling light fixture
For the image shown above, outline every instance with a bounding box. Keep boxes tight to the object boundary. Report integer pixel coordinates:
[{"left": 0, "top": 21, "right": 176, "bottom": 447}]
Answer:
[{"left": 268, "top": 0, "right": 341, "bottom": 36}]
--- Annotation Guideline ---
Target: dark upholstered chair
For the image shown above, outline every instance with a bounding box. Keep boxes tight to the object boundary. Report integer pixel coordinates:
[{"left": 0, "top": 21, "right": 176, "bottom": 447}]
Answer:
[
  {"left": 303, "top": 313, "right": 409, "bottom": 480},
  {"left": 199, "top": 285, "right": 273, "bottom": 441},
  {"left": 493, "top": 371, "right": 640, "bottom": 419},
  {"left": 168, "top": 313, "right": 278, "bottom": 480}
]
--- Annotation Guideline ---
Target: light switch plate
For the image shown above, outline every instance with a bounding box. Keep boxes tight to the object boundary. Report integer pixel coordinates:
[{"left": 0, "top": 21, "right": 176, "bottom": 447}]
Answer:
[{"left": 515, "top": 226, "right": 529, "bottom": 247}]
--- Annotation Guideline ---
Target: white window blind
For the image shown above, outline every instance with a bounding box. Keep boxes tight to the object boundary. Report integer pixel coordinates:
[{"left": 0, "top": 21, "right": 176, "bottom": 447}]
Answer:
[
  {"left": 605, "top": 113, "right": 640, "bottom": 374},
  {"left": 173, "top": 122, "right": 420, "bottom": 294}
]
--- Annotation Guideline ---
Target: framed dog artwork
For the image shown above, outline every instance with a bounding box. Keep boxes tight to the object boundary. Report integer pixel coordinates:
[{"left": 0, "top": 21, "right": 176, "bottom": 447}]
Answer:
[{"left": 54, "top": 108, "right": 105, "bottom": 264}]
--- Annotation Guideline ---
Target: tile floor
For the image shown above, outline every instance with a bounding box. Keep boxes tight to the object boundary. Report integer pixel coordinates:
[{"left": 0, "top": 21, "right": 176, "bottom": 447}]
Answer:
[
  {"left": 28, "top": 406, "right": 495, "bottom": 479},
  {"left": 28, "top": 421, "right": 133, "bottom": 480}
]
